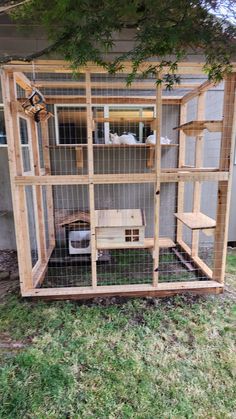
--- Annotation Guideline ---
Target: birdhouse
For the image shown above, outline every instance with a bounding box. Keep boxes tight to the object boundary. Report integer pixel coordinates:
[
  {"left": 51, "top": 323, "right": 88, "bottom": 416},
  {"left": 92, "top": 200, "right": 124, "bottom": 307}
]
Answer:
[{"left": 95, "top": 209, "right": 146, "bottom": 249}]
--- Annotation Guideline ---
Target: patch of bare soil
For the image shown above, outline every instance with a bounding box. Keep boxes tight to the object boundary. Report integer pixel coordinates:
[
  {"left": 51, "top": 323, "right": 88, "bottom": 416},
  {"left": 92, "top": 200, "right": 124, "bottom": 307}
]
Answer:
[{"left": 0, "top": 250, "right": 19, "bottom": 299}]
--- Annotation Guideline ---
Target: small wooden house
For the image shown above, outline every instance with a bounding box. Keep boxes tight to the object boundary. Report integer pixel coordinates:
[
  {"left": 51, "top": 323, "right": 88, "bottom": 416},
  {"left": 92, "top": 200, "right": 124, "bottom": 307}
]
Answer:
[
  {"left": 95, "top": 209, "right": 146, "bottom": 249},
  {"left": 59, "top": 208, "right": 146, "bottom": 254}
]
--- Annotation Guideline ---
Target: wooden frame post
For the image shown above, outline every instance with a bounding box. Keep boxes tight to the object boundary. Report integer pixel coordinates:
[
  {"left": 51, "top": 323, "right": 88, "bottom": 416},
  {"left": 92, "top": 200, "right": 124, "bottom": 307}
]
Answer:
[
  {"left": 213, "top": 73, "right": 236, "bottom": 283},
  {"left": 86, "top": 72, "right": 97, "bottom": 288},
  {"left": 40, "top": 119, "right": 56, "bottom": 250},
  {"left": 1, "top": 69, "right": 33, "bottom": 292},
  {"left": 176, "top": 102, "right": 187, "bottom": 243},
  {"left": 192, "top": 92, "right": 206, "bottom": 257},
  {"left": 153, "top": 82, "right": 162, "bottom": 286}
]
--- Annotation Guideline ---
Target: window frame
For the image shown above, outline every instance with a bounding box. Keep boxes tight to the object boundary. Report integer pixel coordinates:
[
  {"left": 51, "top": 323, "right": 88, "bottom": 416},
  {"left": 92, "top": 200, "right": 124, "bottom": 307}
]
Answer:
[
  {"left": 0, "top": 104, "right": 7, "bottom": 147},
  {"left": 17, "top": 115, "right": 34, "bottom": 175},
  {"left": 54, "top": 103, "right": 156, "bottom": 146}
]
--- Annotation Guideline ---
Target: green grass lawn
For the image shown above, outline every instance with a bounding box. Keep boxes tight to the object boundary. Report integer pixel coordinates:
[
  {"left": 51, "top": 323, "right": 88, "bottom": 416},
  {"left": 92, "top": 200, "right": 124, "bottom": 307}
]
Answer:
[{"left": 0, "top": 251, "right": 235, "bottom": 418}]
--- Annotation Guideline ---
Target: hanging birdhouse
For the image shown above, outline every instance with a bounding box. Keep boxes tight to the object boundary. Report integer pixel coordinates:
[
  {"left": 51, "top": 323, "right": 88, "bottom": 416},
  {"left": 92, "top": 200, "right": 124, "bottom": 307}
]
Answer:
[{"left": 22, "top": 88, "right": 52, "bottom": 123}]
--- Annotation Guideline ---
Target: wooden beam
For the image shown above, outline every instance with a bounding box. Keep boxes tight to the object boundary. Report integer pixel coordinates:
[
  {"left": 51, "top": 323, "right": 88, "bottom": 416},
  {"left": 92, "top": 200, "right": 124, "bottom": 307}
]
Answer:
[
  {"left": 35, "top": 80, "right": 201, "bottom": 90},
  {"left": 192, "top": 92, "right": 206, "bottom": 258},
  {"left": 153, "top": 83, "right": 162, "bottom": 286},
  {"left": 178, "top": 239, "right": 213, "bottom": 279},
  {"left": 86, "top": 72, "right": 97, "bottom": 288},
  {"left": 14, "top": 170, "right": 229, "bottom": 186},
  {"left": 181, "top": 79, "right": 216, "bottom": 104},
  {"left": 75, "top": 146, "right": 84, "bottom": 169},
  {"left": 3, "top": 60, "right": 219, "bottom": 74},
  {"left": 22, "top": 280, "right": 223, "bottom": 299},
  {"left": 40, "top": 119, "right": 56, "bottom": 248},
  {"left": 213, "top": 73, "right": 236, "bottom": 283},
  {"left": 1, "top": 70, "right": 33, "bottom": 293},
  {"left": 176, "top": 102, "right": 187, "bottom": 243},
  {"left": 29, "top": 119, "right": 47, "bottom": 262},
  {"left": 22, "top": 95, "right": 182, "bottom": 105},
  {"left": 14, "top": 72, "right": 32, "bottom": 93},
  {"left": 33, "top": 243, "right": 55, "bottom": 288}
]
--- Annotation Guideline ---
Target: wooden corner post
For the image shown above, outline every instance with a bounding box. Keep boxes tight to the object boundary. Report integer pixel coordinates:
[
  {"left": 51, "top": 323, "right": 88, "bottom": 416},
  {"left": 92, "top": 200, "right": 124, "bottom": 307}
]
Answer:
[
  {"left": 1, "top": 70, "right": 33, "bottom": 293},
  {"left": 192, "top": 92, "right": 206, "bottom": 257},
  {"left": 153, "top": 82, "right": 162, "bottom": 286},
  {"left": 176, "top": 102, "right": 187, "bottom": 243},
  {"left": 213, "top": 73, "right": 236, "bottom": 283},
  {"left": 85, "top": 71, "right": 97, "bottom": 288}
]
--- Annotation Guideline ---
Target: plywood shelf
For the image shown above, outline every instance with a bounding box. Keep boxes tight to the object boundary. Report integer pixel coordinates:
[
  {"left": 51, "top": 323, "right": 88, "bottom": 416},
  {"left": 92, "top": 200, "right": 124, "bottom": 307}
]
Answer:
[
  {"left": 96, "top": 237, "right": 175, "bottom": 250},
  {"left": 174, "top": 120, "right": 223, "bottom": 136},
  {"left": 48, "top": 143, "right": 178, "bottom": 148},
  {"left": 175, "top": 212, "right": 216, "bottom": 230},
  {"left": 93, "top": 117, "right": 155, "bottom": 123}
]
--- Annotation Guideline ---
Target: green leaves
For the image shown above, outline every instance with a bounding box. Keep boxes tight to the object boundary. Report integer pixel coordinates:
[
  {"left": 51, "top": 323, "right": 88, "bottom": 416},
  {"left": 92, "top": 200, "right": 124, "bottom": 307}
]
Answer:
[{"left": 10, "top": 0, "right": 236, "bottom": 85}]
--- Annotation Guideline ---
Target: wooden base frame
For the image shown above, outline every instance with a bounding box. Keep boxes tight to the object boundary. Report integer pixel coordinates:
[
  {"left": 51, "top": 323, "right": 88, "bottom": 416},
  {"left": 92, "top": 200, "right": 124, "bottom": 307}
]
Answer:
[{"left": 2, "top": 63, "right": 236, "bottom": 300}]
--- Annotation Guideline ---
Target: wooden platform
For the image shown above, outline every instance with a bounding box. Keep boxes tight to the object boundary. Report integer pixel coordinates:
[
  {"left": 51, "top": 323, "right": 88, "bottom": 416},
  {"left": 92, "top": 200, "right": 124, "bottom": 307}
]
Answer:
[
  {"left": 175, "top": 212, "right": 216, "bottom": 230},
  {"left": 96, "top": 237, "right": 175, "bottom": 250},
  {"left": 49, "top": 143, "right": 178, "bottom": 148},
  {"left": 174, "top": 120, "right": 223, "bottom": 135}
]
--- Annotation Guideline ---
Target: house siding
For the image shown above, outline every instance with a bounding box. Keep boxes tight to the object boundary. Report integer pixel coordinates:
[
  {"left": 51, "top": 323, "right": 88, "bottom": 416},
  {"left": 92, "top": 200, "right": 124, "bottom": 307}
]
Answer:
[{"left": 0, "top": 14, "right": 235, "bottom": 249}]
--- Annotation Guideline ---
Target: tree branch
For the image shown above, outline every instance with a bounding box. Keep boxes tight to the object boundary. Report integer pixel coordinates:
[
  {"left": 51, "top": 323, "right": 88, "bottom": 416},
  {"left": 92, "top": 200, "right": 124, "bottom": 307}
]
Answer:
[{"left": 0, "top": 0, "right": 30, "bottom": 14}]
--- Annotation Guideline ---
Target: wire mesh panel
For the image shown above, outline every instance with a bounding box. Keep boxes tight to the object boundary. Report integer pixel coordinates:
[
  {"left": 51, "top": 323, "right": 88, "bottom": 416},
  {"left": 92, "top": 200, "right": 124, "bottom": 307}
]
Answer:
[
  {"left": 25, "top": 186, "right": 38, "bottom": 267},
  {"left": 94, "top": 183, "right": 154, "bottom": 286},
  {"left": 6, "top": 66, "right": 235, "bottom": 297},
  {"left": 42, "top": 184, "right": 92, "bottom": 288}
]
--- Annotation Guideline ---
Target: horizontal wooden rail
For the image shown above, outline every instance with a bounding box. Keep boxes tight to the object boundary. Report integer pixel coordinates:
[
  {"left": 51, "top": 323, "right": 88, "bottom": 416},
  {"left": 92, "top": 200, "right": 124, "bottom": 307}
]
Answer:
[
  {"left": 14, "top": 170, "right": 229, "bottom": 186},
  {"left": 22, "top": 280, "right": 223, "bottom": 299}
]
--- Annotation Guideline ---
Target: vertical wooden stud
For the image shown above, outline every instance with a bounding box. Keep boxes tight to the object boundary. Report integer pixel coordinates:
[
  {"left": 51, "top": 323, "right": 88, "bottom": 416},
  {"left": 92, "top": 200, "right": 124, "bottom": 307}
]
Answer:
[
  {"left": 75, "top": 146, "right": 84, "bottom": 169},
  {"left": 176, "top": 102, "right": 187, "bottom": 243},
  {"left": 153, "top": 82, "right": 162, "bottom": 287},
  {"left": 213, "top": 73, "right": 236, "bottom": 283},
  {"left": 1, "top": 70, "right": 33, "bottom": 292},
  {"left": 41, "top": 119, "right": 55, "bottom": 249},
  {"left": 86, "top": 72, "right": 97, "bottom": 288},
  {"left": 192, "top": 92, "right": 206, "bottom": 257}
]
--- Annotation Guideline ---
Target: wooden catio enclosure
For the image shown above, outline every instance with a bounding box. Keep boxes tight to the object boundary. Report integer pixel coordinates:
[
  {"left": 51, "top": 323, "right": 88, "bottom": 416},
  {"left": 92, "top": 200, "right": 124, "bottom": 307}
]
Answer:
[{"left": 1, "top": 61, "right": 236, "bottom": 299}]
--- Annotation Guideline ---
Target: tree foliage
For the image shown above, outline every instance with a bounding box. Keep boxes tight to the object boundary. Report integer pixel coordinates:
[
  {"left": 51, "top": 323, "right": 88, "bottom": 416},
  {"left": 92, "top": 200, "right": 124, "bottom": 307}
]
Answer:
[{"left": 7, "top": 0, "right": 236, "bottom": 85}]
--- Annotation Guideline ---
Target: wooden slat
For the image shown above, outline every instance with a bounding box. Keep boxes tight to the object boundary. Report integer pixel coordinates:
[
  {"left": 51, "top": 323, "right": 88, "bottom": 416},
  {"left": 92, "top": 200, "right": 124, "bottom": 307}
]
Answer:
[
  {"left": 94, "top": 117, "right": 155, "bottom": 123},
  {"left": 181, "top": 79, "right": 216, "bottom": 104},
  {"left": 35, "top": 80, "right": 201, "bottom": 90},
  {"left": 14, "top": 71, "right": 32, "bottom": 93},
  {"left": 96, "top": 237, "right": 175, "bottom": 250},
  {"left": 75, "top": 146, "right": 84, "bottom": 169},
  {"left": 192, "top": 92, "right": 206, "bottom": 257},
  {"left": 213, "top": 73, "right": 236, "bottom": 283},
  {"left": 175, "top": 212, "right": 216, "bottom": 230},
  {"left": 22, "top": 280, "right": 223, "bottom": 299},
  {"left": 40, "top": 119, "right": 55, "bottom": 249},
  {"left": 86, "top": 72, "right": 97, "bottom": 287},
  {"left": 4, "top": 60, "right": 223, "bottom": 74},
  {"left": 1, "top": 70, "right": 33, "bottom": 293},
  {"left": 174, "top": 120, "right": 223, "bottom": 135},
  {"left": 178, "top": 239, "right": 213, "bottom": 278},
  {"left": 30, "top": 119, "right": 47, "bottom": 262},
  {"left": 33, "top": 243, "right": 55, "bottom": 288},
  {"left": 153, "top": 83, "right": 162, "bottom": 286},
  {"left": 176, "top": 102, "right": 187, "bottom": 243},
  {"left": 48, "top": 143, "right": 178, "bottom": 148},
  {"left": 19, "top": 96, "right": 182, "bottom": 105},
  {"left": 14, "top": 170, "right": 229, "bottom": 186}
]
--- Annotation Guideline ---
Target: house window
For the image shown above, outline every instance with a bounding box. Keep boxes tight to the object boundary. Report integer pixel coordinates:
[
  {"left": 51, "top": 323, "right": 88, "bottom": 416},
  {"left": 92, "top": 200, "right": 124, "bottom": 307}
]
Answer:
[
  {"left": 125, "top": 229, "right": 140, "bottom": 242},
  {"left": 55, "top": 105, "right": 105, "bottom": 145},
  {"left": 0, "top": 107, "right": 7, "bottom": 146},
  {"left": 19, "top": 117, "right": 31, "bottom": 173},
  {"left": 55, "top": 105, "right": 154, "bottom": 145},
  {"left": 109, "top": 107, "right": 154, "bottom": 143}
]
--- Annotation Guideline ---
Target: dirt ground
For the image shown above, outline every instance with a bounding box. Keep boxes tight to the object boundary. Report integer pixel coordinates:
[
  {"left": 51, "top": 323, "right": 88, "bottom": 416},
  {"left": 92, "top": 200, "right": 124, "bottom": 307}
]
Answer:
[{"left": 0, "top": 250, "right": 19, "bottom": 299}]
